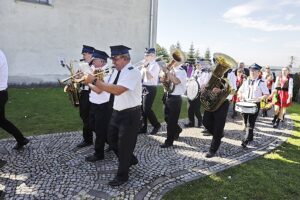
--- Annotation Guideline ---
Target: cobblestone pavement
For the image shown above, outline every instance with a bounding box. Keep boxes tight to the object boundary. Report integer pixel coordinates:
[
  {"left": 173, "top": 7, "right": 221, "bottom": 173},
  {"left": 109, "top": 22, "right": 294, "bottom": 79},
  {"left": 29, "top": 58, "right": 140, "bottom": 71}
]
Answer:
[{"left": 0, "top": 114, "right": 293, "bottom": 200}]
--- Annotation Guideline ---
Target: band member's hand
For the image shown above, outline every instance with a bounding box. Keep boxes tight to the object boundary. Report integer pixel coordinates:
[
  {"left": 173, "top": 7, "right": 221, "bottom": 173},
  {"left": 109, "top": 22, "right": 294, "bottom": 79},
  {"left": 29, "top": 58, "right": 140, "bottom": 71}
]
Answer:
[
  {"left": 74, "top": 70, "right": 83, "bottom": 79},
  {"left": 82, "top": 74, "right": 96, "bottom": 85},
  {"left": 212, "top": 87, "right": 221, "bottom": 94},
  {"left": 287, "top": 97, "right": 291, "bottom": 104}
]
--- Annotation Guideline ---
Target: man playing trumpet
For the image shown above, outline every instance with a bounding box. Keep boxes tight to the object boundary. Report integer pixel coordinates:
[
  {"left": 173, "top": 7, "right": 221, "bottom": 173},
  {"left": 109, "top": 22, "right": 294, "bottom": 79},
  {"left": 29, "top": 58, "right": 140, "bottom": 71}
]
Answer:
[
  {"left": 85, "top": 49, "right": 112, "bottom": 162},
  {"left": 81, "top": 45, "right": 142, "bottom": 186}
]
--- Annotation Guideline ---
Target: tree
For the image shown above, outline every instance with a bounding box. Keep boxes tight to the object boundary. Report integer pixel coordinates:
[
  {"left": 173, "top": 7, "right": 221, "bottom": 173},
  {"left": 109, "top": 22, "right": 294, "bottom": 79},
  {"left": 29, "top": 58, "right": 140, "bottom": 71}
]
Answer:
[
  {"left": 187, "top": 43, "right": 196, "bottom": 64},
  {"left": 289, "top": 56, "right": 296, "bottom": 68},
  {"left": 204, "top": 48, "right": 212, "bottom": 64},
  {"left": 195, "top": 49, "right": 201, "bottom": 60},
  {"left": 156, "top": 43, "right": 170, "bottom": 62}
]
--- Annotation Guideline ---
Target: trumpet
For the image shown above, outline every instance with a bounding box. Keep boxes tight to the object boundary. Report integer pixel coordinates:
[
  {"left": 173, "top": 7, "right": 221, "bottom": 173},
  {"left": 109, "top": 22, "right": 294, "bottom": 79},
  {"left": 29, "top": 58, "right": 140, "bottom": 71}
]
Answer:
[
  {"left": 58, "top": 71, "right": 84, "bottom": 84},
  {"left": 73, "top": 67, "right": 113, "bottom": 83},
  {"left": 133, "top": 55, "right": 164, "bottom": 69}
]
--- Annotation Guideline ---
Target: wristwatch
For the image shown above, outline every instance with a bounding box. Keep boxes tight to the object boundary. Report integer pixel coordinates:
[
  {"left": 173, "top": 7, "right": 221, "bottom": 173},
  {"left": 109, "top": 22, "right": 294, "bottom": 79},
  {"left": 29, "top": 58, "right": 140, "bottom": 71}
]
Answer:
[{"left": 91, "top": 78, "right": 98, "bottom": 85}]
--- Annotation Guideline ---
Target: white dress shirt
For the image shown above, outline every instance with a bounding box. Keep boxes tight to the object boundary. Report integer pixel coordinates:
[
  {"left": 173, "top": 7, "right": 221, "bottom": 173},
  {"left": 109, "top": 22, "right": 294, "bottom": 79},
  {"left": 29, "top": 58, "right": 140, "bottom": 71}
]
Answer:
[
  {"left": 0, "top": 50, "right": 8, "bottom": 91},
  {"left": 89, "top": 67, "right": 118, "bottom": 104},
  {"left": 226, "top": 71, "right": 237, "bottom": 100},
  {"left": 114, "top": 63, "right": 142, "bottom": 111},
  {"left": 170, "top": 65, "right": 187, "bottom": 95},
  {"left": 238, "top": 78, "right": 270, "bottom": 102},
  {"left": 141, "top": 61, "right": 160, "bottom": 86}
]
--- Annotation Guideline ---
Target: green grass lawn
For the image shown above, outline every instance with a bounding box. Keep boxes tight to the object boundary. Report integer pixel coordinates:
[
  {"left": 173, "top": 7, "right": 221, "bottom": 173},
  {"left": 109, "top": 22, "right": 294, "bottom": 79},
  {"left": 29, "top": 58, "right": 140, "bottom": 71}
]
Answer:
[
  {"left": 0, "top": 87, "right": 188, "bottom": 139},
  {"left": 163, "top": 104, "right": 300, "bottom": 200}
]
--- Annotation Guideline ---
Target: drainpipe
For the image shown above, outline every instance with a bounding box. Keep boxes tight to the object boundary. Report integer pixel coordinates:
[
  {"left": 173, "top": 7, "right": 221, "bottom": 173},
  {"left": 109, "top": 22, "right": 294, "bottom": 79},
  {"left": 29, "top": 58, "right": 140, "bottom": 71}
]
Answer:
[{"left": 149, "top": 0, "right": 154, "bottom": 48}]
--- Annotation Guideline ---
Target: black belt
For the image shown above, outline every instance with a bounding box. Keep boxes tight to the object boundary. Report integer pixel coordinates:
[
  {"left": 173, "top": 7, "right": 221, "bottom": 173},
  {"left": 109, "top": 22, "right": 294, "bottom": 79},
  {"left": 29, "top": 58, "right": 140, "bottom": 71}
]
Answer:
[
  {"left": 167, "top": 94, "right": 181, "bottom": 98},
  {"left": 91, "top": 102, "right": 109, "bottom": 107},
  {"left": 0, "top": 89, "right": 7, "bottom": 93},
  {"left": 115, "top": 105, "right": 141, "bottom": 113}
]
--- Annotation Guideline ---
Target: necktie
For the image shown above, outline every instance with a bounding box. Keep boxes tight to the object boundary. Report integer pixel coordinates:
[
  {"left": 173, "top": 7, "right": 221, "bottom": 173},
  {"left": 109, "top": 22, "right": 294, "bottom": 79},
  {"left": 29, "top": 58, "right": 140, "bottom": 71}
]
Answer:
[{"left": 108, "top": 70, "right": 121, "bottom": 105}]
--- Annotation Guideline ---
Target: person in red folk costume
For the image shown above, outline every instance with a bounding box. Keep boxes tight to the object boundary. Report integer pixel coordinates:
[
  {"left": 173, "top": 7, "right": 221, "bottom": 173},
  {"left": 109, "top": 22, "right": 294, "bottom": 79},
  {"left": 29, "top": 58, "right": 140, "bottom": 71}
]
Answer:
[{"left": 270, "top": 66, "right": 293, "bottom": 128}]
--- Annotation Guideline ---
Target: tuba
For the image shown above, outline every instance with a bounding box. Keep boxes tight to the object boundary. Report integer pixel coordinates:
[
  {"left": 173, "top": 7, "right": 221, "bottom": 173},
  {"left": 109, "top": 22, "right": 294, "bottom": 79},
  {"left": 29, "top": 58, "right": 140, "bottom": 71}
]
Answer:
[
  {"left": 200, "top": 53, "right": 237, "bottom": 112},
  {"left": 160, "top": 48, "right": 186, "bottom": 93}
]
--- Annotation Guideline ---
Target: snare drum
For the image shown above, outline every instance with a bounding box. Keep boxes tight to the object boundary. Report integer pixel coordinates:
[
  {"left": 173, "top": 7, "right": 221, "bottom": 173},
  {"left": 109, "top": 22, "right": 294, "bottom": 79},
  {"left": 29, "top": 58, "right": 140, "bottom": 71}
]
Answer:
[
  {"left": 186, "top": 78, "right": 200, "bottom": 100},
  {"left": 235, "top": 102, "right": 258, "bottom": 114}
]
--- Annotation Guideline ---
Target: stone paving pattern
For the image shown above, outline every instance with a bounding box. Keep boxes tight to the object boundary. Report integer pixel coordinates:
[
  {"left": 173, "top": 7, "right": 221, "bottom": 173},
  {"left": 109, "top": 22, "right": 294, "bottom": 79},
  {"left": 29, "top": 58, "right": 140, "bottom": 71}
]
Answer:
[{"left": 0, "top": 113, "right": 293, "bottom": 200}]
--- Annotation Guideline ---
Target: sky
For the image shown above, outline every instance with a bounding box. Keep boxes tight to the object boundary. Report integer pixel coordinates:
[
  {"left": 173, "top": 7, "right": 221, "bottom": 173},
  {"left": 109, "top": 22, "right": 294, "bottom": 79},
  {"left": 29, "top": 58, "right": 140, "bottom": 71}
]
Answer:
[{"left": 156, "top": 0, "right": 300, "bottom": 67}]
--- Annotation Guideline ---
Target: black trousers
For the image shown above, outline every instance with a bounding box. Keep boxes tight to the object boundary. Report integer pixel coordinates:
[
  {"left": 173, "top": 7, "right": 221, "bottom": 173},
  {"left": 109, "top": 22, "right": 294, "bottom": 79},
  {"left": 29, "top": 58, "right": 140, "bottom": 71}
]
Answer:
[
  {"left": 79, "top": 90, "right": 93, "bottom": 143},
  {"left": 243, "top": 103, "right": 260, "bottom": 141},
  {"left": 187, "top": 95, "right": 202, "bottom": 126},
  {"left": 107, "top": 106, "right": 141, "bottom": 180},
  {"left": 0, "top": 90, "right": 25, "bottom": 143},
  {"left": 141, "top": 85, "right": 160, "bottom": 128},
  {"left": 203, "top": 100, "right": 229, "bottom": 153},
  {"left": 89, "top": 102, "right": 111, "bottom": 156},
  {"left": 164, "top": 94, "right": 182, "bottom": 145}
]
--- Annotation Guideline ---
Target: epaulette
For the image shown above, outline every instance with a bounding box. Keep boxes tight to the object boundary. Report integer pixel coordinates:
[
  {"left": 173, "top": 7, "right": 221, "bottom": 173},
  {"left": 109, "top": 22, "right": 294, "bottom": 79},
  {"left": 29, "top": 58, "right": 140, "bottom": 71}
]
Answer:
[{"left": 128, "top": 66, "right": 134, "bottom": 70}]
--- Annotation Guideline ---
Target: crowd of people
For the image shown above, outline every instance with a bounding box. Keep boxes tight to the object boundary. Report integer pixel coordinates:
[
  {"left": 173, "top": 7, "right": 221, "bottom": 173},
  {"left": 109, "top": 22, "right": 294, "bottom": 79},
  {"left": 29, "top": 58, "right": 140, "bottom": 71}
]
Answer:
[{"left": 0, "top": 46, "right": 294, "bottom": 186}]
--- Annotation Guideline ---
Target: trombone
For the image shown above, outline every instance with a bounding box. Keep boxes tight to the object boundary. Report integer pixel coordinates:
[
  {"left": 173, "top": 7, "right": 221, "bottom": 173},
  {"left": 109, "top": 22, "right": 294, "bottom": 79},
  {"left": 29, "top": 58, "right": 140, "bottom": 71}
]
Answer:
[{"left": 133, "top": 55, "right": 164, "bottom": 69}]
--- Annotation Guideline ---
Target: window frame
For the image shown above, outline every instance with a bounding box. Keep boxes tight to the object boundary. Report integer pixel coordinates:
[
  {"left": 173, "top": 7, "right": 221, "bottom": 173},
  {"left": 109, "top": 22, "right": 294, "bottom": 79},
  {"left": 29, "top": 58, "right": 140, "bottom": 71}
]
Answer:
[{"left": 16, "top": 0, "right": 53, "bottom": 6}]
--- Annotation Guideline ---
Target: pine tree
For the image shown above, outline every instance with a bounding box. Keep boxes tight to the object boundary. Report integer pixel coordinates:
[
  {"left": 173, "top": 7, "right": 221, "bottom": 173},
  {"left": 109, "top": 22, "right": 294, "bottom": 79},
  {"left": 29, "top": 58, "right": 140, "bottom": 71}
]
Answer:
[
  {"left": 195, "top": 49, "right": 201, "bottom": 60},
  {"left": 204, "top": 48, "right": 212, "bottom": 64},
  {"left": 187, "top": 43, "right": 196, "bottom": 64}
]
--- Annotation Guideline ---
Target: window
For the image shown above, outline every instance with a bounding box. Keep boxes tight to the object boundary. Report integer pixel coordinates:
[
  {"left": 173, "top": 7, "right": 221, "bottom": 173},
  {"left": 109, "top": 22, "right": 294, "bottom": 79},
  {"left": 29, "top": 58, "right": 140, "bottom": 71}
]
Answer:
[{"left": 17, "top": 0, "right": 52, "bottom": 5}]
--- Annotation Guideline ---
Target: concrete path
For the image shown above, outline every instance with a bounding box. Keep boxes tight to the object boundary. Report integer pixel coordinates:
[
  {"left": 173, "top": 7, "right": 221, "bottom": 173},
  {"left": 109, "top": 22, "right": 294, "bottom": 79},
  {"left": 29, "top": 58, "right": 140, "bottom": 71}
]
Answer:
[{"left": 0, "top": 114, "right": 293, "bottom": 200}]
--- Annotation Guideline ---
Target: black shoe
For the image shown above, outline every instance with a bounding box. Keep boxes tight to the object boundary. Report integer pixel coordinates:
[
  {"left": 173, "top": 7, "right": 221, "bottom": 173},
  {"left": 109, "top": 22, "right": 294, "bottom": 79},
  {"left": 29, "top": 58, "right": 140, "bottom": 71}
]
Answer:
[
  {"left": 150, "top": 124, "right": 161, "bottom": 135},
  {"left": 184, "top": 123, "right": 194, "bottom": 128},
  {"left": 130, "top": 156, "right": 139, "bottom": 166},
  {"left": 197, "top": 123, "right": 202, "bottom": 128},
  {"left": 205, "top": 151, "right": 215, "bottom": 158},
  {"left": 0, "top": 159, "right": 7, "bottom": 169},
  {"left": 160, "top": 143, "right": 173, "bottom": 148},
  {"left": 85, "top": 154, "right": 104, "bottom": 162},
  {"left": 13, "top": 138, "right": 29, "bottom": 150},
  {"left": 241, "top": 139, "right": 249, "bottom": 148},
  {"left": 273, "top": 119, "right": 281, "bottom": 128},
  {"left": 139, "top": 127, "right": 147, "bottom": 134},
  {"left": 202, "top": 129, "right": 212, "bottom": 136},
  {"left": 108, "top": 178, "right": 128, "bottom": 187},
  {"left": 76, "top": 141, "right": 93, "bottom": 148}
]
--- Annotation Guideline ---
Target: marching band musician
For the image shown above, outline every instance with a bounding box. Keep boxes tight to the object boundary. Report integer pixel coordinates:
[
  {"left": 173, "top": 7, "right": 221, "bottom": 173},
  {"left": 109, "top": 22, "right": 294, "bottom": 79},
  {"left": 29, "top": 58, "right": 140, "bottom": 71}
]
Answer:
[
  {"left": 76, "top": 45, "right": 95, "bottom": 148},
  {"left": 85, "top": 49, "right": 111, "bottom": 162},
  {"left": 140, "top": 48, "right": 161, "bottom": 135},
  {"left": 0, "top": 49, "right": 29, "bottom": 150},
  {"left": 185, "top": 59, "right": 210, "bottom": 128},
  {"left": 160, "top": 59, "right": 187, "bottom": 148},
  {"left": 238, "top": 63, "right": 269, "bottom": 148},
  {"left": 202, "top": 65, "right": 237, "bottom": 158},
  {"left": 271, "top": 66, "right": 293, "bottom": 128},
  {"left": 83, "top": 45, "right": 142, "bottom": 186}
]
